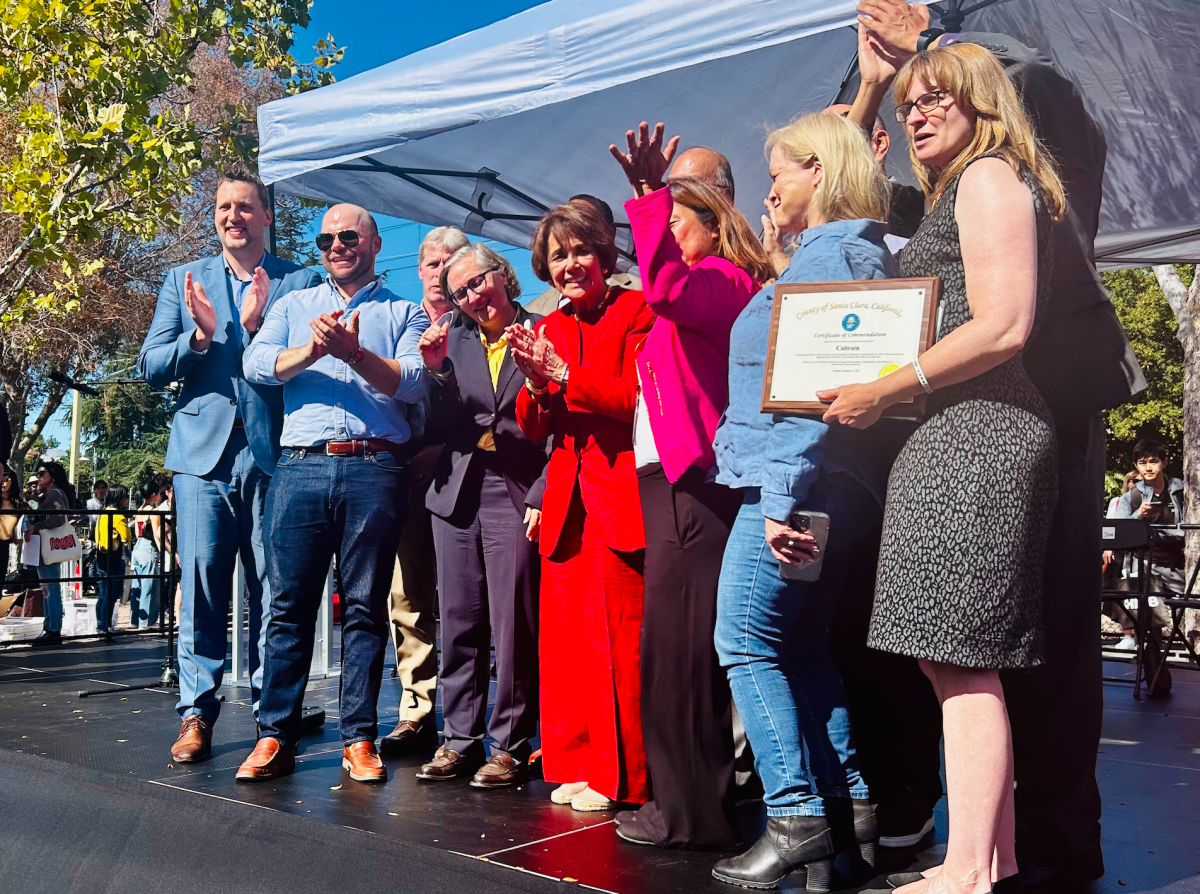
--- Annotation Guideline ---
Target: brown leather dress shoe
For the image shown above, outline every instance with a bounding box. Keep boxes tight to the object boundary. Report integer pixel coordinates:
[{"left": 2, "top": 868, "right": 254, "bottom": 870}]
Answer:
[
  {"left": 170, "top": 714, "right": 213, "bottom": 763},
  {"left": 416, "top": 745, "right": 484, "bottom": 781},
  {"left": 470, "top": 751, "right": 528, "bottom": 789},
  {"left": 235, "top": 737, "right": 296, "bottom": 782},
  {"left": 378, "top": 719, "right": 437, "bottom": 756},
  {"left": 342, "top": 741, "right": 387, "bottom": 783}
]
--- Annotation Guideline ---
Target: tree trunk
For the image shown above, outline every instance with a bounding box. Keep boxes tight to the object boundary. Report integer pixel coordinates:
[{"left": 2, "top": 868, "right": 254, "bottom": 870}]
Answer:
[
  {"left": 1151, "top": 264, "right": 1200, "bottom": 643},
  {"left": 11, "top": 384, "right": 68, "bottom": 480}
]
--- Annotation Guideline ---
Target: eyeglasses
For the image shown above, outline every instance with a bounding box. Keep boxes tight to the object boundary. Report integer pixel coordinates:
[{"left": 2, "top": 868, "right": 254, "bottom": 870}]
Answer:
[
  {"left": 315, "top": 229, "right": 361, "bottom": 252},
  {"left": 894, "top": 89, "right": 950, "bottom": 123},
  {"left": 36, "top": 470, "right": 50, "bottom": 478},
  {"left": 450, "top": 266, "right": 500, "bottom": 304}
]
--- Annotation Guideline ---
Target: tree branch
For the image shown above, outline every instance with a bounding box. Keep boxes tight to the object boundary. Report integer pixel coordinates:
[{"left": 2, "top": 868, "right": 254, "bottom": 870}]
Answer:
[
  {"left": 1152, "top": 265, "right": 1200, "bottom": 349},
  {"left": 14, "top": 382, "right": 68, "bottom": 461}
]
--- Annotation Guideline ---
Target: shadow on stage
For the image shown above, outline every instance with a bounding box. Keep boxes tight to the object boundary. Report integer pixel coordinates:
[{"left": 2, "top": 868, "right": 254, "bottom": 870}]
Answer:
[{"left": 0, "top": 635, "right": 1197, "bottom": 894}]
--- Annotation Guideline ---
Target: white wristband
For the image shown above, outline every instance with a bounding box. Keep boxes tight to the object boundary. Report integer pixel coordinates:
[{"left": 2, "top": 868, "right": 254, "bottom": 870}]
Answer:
[{"left": 913, "top": 356, "right": 934, "bottom": 394}]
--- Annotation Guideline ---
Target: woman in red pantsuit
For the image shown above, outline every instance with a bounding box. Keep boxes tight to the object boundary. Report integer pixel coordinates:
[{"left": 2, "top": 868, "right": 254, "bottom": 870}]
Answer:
[{"left": 509, "top": 201, "right": 654, "bottom": 811}]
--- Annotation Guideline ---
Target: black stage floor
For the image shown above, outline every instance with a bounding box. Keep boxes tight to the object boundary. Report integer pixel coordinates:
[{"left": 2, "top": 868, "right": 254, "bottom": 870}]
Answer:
[{"left": 0, "top": 635, "right": 1197, "bottom": 894}]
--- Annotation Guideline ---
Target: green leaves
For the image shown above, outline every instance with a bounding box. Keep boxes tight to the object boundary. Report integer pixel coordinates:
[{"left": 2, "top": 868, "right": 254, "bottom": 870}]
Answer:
[
  {"left": 0, "top": 0, "right": 339, "bottom": 319},
  {"left": 1103, "top": 266, "right": 1188, "bottom": 487}
]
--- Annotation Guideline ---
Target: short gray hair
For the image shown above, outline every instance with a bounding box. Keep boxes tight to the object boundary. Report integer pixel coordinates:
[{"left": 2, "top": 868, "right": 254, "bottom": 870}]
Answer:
[
  {"left": 417, "top": 226, "right": 470, "bottom": 265},
  {"left": 440, "top": 242, "right": 521, "bottom": 303}
]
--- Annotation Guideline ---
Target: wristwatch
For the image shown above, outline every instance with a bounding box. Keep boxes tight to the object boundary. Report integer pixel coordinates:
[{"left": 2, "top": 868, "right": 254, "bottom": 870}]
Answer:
[
  {"left": 347, "top": 348, "right": 365, "bottom": 366},
  {"left": 917, "top": 27, "right": 945, "bottom": 53}
]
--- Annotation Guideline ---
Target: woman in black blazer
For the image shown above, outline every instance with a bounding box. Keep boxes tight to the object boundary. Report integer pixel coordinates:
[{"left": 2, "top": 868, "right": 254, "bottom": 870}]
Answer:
[{"left": 414, "top": 242, "right": 548, "bottom": 789}]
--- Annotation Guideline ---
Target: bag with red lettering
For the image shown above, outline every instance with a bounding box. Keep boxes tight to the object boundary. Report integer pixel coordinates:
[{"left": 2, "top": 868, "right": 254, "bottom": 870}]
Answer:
[{"left": 40, "top": 522, "right": 83, "bottom": 564}]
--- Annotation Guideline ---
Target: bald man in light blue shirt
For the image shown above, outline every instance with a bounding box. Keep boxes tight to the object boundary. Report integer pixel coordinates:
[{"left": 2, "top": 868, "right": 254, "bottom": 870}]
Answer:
[{"left": 237, "top": 204, "right": 428, "bottom": 785}]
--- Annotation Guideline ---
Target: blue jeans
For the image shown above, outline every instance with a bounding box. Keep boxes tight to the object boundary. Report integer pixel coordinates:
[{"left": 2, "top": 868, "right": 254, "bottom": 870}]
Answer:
[
  {"left": 130, "top": 538, "right": 160, "bottom": 628},
  {"left": 258, "top": 448, "right": 408, "bottom": 747},
  {"left": 95, "top": 552, "right": 125, "bottom": 633},
  {"left": 38, "top": 560, "right": 63, "bottom": 633},
  {"left": 715, "top": 472, "right": 872, "bottom": 816},
  {"left": 174, "top": 427, "right": 272, "bottom": 722}
]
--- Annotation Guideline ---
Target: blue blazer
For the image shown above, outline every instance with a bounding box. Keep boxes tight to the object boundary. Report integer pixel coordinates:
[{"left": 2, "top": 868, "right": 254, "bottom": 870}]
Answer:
[{"left": 137, "top": 252, "right": 322, "bottom": 477}]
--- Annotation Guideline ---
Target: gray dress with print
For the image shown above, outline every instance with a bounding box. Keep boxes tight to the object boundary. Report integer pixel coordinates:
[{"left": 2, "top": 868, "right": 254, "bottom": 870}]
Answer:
[{"left": 869, "top": 154, "right": 1058, "bottom": 669}]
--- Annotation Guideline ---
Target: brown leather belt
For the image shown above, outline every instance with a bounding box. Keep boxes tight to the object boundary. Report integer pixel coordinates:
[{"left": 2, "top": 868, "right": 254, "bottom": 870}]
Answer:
[{"left": 286, "top": 439, "right": 406, "bottom": 457}]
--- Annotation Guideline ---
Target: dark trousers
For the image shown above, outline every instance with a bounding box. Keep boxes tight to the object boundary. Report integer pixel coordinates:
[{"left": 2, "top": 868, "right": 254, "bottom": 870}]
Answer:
[
  {"left": 1002, "top": 414, "right": 1105, "bottom": 874},
  {"left": 829, "top": 509, "right": 943, "bottom": 813},
  {"left": 432, "top": 453, "right": 539, "bottom": 758},
  {"left": 258, "top": 449, "right": 408, "bottom": 747},
  {"left": 96, "top": 552, "right": 126, "bottom": 633},
  {"left": 637, "top": 463, "right": 742, "bottom": 849}
]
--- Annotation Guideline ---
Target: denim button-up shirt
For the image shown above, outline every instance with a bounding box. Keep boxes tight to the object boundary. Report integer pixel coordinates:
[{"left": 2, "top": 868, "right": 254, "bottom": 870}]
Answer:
[
  {"left": 243, "top": 276, "right": 429, "bottom": 446},
  {"left": 713, "top": 219, "right": 897, "bottom": 521}
]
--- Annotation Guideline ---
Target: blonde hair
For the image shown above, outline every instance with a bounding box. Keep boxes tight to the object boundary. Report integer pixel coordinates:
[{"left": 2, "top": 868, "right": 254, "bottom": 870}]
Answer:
[
  {"left": 668, "top": 177, "right": 775, "bottom": 285},
  {"left": 765, "top": 113, "right": 889, "bottom": 224},
  {"left": 893, "top": 43, "right": 1065, "bottom": 220}
]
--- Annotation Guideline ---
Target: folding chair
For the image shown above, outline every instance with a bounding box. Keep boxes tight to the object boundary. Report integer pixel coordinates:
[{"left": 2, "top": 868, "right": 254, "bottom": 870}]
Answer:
[
  {"left": 1147, "top": 556, "right": 1200, "bottom": 695},
  {"left": 1100, "top": 518, "right": 1155, "bottom": 700}
]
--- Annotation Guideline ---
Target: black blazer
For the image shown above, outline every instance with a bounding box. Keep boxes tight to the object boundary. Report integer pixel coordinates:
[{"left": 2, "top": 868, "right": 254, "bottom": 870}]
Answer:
[{"left": 425, "top": 305, "right": 549, "bottom": 520}]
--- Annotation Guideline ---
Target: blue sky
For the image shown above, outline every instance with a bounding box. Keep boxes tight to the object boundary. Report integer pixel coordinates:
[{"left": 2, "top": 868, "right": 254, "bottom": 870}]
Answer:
[
  {"left": 292, "top": 0, "right": 548, "bottom": 297},
  {"left": 47, "top": 0, "right": 549, "bottom": 449}
]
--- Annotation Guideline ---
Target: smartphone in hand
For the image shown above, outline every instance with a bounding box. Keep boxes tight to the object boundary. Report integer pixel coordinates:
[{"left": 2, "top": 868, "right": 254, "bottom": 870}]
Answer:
[{"left": 779, "top": 510, "right": 831, "bottom": 582}]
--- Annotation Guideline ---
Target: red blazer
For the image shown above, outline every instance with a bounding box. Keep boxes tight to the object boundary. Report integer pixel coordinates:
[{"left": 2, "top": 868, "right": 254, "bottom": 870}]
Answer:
[{"left": 516, "top": 288, "right": 655, "bottom": 557}]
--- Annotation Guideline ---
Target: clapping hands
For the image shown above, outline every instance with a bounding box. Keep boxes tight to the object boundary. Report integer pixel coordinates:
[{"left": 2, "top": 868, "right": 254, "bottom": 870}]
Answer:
[
  {"left": 308, "top": 309, "right": 361, "bottom": 362},
  {"left": 507, "top": 322, "right": 567, "bottom": 389},
  {"left": 239, "top": 266, "right": 272, "bottom": 333},
  {"left": 184, "top": 271, "right": 218, "bottom": 351},
  {"left": 609, "top": 121, "right": 680, "bottom": 197}
]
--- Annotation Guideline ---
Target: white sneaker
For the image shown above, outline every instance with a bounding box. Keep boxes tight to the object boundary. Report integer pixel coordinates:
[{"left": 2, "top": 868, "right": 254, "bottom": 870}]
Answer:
[{"left": 1113, "top": 634, "right": 1137, "bottom": 652}]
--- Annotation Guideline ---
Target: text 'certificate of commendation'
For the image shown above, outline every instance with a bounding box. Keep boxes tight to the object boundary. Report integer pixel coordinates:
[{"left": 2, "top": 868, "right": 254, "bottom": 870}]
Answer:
[{"left": 761, "top": 278, "right": 940, "bottom": 417}]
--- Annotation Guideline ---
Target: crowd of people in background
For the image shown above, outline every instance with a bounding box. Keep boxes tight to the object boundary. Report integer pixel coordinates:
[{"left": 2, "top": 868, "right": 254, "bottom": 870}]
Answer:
[
  {"left": 1, "top": 3, "right": 1177, "bottom": 894},
  {"left": 0, "top": 468, "right": 174, "bottom": 645}
]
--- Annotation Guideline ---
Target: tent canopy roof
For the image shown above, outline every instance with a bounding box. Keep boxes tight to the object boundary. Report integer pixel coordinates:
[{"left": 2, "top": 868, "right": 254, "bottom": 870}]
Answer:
[{"left": 258, "top": 0, "right": 1200, "bottom": 269}]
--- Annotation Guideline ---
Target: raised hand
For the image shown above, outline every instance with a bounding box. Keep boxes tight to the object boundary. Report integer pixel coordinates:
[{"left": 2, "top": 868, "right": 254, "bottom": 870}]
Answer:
[
  {"left": 856, "top": 0, "right": 930, "bottom": 58},
  {"left": 608, "top": 121, "right": 681, "bottom": 197},
  {"left": 857, "top": 18, "right": 904, "bottom": 87},
  {"left": 239, "top": 266, "right": 271, "bottom": 334},
  {"left": 419, "top": 316, "right": 452, "bottom": 371},
  {"left": 184, "top": 271, "right": 217, "bottom": 351}
]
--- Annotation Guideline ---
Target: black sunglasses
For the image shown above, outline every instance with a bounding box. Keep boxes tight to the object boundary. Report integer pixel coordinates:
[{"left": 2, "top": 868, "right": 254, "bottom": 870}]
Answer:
[
  {"left": 450, "top": 266, "right": 500, "bottom": 304},
  {"left": 315, "top": 229, "right": 361, "bottom": 252},
  {"left": 894, "top": 89, "right": 950, "bottom": 123}
]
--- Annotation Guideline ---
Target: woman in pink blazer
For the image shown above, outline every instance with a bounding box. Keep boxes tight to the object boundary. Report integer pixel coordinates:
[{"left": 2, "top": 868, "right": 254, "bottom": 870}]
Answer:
[{"left": 609, "top": 122, "right": 775, "bottom": 849}]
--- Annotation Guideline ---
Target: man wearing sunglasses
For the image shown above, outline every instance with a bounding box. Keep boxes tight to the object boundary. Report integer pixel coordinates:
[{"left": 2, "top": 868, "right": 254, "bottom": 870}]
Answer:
[
  {"left": 137, "top": 170, "right": 321, "bottom": 765},
  {"left": 237, "top": 203, "right": 429, "bottom": 785}
]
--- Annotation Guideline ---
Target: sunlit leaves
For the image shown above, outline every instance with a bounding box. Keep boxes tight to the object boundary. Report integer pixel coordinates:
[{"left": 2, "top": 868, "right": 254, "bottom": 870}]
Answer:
[{"left": 0, "top": 0, "right": 340, "bottom": 317}]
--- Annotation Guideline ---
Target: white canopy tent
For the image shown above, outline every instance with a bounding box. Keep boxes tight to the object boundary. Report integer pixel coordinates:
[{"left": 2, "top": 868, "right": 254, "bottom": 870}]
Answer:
[{"left": 258, "top": 0, "right": 1200, "bottom": 270}]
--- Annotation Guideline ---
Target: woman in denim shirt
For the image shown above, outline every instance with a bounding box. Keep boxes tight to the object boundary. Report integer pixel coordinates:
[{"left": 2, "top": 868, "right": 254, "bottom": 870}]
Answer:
[{"left": 711, "top": 113, "right": 896, "bottom": 891}]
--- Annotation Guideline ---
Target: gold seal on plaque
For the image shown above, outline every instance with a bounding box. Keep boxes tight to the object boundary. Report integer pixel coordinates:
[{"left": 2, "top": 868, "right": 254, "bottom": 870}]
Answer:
[{"left": 878, "top": 363, "right": 901, "bottom": 378}]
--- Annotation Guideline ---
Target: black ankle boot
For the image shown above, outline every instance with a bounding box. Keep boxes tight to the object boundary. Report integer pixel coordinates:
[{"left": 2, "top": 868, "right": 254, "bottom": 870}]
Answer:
[
  {"left": 712, "top": 814, "right": 834, "bottom": 891},
  {"left": 994, "top": 874, "right": 1025, "bottom": 894},
  {"left": 825, "top": 798, "right": 880, "bottom": 870}
]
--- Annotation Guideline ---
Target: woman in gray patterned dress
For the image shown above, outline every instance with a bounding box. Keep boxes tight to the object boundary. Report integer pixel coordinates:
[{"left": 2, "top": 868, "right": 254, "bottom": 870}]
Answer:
[{"left": 819, "top": 43, "right": 1065, "bottom": 894}]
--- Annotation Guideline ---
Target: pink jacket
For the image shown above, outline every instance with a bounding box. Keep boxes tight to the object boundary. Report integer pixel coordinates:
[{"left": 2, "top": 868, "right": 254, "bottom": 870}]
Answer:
[{"left": 627, "top": 187, "right": 758, "bottom": 484}]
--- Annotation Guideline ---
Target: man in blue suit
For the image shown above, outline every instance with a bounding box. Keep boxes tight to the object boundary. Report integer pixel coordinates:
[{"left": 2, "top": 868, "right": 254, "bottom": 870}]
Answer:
[{"left": 137, "top": 171, "right": 321, "bottom": 763}]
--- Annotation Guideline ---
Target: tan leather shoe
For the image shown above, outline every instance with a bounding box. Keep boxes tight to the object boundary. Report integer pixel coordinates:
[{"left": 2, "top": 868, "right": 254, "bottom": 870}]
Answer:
[
  {"left": 378, "top": 719, "right": 437, "bottom": 757},
  {"left": 235, "top": 737, "right": 296, "bottom": 782},
  {"left": 341, "top": 741, "right": 387, "bottom": 783},
  {"left": 170, "top": 714, "right": 213, "bottom": 763},
  {"left": 470, "top": 751, "right": 528, "bottom": 789},
  {"left": 416, "top": 745, "right": 484, "bottom": 781}
]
